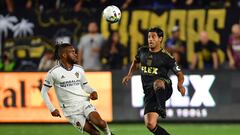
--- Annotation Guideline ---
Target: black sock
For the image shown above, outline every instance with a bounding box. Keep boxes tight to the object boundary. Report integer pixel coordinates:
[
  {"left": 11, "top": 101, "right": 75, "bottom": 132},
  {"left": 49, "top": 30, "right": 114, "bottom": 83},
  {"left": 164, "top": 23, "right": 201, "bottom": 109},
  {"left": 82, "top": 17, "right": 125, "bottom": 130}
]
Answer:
[
  {"left": 155, "top": 88, "right": 166, "bottom": 109},
  {"left": 151, "top": 125, "right": 170, "bottom": 135}
]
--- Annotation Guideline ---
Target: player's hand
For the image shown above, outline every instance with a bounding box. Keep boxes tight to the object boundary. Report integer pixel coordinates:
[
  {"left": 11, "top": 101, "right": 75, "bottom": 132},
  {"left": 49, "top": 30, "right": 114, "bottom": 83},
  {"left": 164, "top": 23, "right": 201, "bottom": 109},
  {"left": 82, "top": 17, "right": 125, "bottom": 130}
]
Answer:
[
  {"left": 90, "top": 91, "right": 98, "bottom": 100},
  {"left": 51, "top": 109, "right": 61, "bottom": 118},
  {"left": 177, "top": 84, "right": 186, "bottom": 96},
  {"left": 122, "top": 75, "right": 131, "bottom": 85}
]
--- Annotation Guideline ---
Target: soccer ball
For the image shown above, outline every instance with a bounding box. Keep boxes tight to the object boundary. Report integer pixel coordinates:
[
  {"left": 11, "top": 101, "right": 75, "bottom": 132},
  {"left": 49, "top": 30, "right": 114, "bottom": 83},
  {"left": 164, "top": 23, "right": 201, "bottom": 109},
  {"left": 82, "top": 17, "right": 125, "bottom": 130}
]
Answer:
[{"left": 102, "top": 5, "right": 121, "bottom": 23}]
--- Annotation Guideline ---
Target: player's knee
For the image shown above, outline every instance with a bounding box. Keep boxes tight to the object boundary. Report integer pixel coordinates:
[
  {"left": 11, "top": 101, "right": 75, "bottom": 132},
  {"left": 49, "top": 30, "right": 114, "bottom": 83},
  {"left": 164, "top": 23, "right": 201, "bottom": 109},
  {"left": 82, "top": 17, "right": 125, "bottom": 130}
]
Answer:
[
  {"left": 99, "top": 120, "right": 106, "bottom": 128},
  {"left": 82, "top": 123, "right": 100, "bottom": 135},
  {"left": 76, "top": 122, "right": 81, "bottom": 127},
  {"left": 75, "top": 121, "right": 83, "bottom": 130},
  {"left": 95, "top": 119, "right": 106, "bottom": 129},
  {"left": 153, "top": 79, "right": 165, "bottom": 91},
  {"left": 145, "top": 121, "right": 157, "bottom": 131}
]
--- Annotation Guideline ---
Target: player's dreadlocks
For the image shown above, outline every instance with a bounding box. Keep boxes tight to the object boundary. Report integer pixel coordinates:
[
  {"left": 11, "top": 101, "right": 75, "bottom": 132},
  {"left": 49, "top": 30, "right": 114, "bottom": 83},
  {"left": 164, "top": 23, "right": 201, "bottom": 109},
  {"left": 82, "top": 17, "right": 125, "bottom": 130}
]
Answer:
[
  {"left": 148, "top": 27, "right": 164, "bottom": 38},
  {"left": 54, "top": 43, "right": 72, "bottom": 60}
]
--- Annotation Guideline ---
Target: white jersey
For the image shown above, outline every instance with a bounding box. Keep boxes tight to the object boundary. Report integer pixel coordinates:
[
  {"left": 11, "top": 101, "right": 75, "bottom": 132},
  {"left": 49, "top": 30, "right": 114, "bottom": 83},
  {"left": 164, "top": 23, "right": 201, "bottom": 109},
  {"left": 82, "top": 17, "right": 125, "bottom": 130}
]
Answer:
[
  {"left": 41, "top": 63, "right": 111, "bottom": 135},
  {"left": 43, "top": 64, "right": 95, "bottom": 110}
]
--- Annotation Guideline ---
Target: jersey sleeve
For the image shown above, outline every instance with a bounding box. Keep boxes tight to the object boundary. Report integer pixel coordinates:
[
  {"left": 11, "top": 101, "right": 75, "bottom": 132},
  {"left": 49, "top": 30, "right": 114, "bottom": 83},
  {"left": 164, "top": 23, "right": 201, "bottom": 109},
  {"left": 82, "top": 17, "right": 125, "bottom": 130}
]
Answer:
[
  {"left": 79, "top": 68, "right": 88, "bottom": 84},
  {"left": 165, "top": 55, "right": 182, "bottom": 74},
  {"left": 135, "top": 47, "right": 141, "bottom": 63},
  {"left": 41, "top": 85, "right": 55, "bottom": 112},
  {"left": 44, "top": 72, "right": 54, "bottom": 87},
  {"left": 79, "top": 68, "right": 96, "bottom": 94}
]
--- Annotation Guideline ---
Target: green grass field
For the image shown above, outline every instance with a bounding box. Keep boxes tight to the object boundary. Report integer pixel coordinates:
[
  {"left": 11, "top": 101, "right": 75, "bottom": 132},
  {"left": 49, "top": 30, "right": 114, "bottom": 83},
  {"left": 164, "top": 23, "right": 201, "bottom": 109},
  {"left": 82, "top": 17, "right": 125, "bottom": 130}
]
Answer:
[{"left": 1, "top": 123, "right": 240, "bottom": 135}]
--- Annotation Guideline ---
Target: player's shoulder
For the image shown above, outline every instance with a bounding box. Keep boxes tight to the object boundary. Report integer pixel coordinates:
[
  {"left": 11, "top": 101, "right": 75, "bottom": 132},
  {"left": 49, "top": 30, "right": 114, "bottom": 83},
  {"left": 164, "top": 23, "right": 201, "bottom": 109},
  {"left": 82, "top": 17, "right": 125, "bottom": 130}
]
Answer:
[
  {"left": 160, "top": 48, "right": 174, "bottom": 59},
  {"left": 74, "top": 64, "right": 83, "bottom": 69},
  {"left": 138, "top": 46, "right": 148, "bottom": 52},
  {"left": 74, "top": 64, "right": 85, "bottom": 71},
  {"left": 48, "top": 64, "right": 61, "bottom": 73}
]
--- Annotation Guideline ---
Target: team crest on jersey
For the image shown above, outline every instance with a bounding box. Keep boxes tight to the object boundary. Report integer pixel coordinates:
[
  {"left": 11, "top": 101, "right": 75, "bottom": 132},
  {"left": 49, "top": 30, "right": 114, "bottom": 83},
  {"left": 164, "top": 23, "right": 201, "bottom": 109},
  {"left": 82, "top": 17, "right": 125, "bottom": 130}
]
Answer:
[
  {"left": 75, "top": 72, "right": 79, "bottom": 78},
  {"left": 147, "top": 55, "right": 153, "bottom": 66},
  {"left": 61, "top": 75, "right": 65, "bottom": 79}
]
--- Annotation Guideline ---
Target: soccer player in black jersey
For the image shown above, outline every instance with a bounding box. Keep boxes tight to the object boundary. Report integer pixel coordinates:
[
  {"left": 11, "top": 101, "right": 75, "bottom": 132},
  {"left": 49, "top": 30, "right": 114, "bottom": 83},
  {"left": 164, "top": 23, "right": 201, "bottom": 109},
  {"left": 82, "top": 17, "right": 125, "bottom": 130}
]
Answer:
[{"left": 122, "top": 27, "right": 186, "bottom": 135}]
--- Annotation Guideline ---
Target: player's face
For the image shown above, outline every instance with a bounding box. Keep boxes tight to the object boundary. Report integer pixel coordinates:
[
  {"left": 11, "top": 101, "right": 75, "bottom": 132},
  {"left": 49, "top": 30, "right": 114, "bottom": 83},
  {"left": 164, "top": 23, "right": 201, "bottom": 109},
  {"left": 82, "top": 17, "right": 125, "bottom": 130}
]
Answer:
[
  {"left": 148, "top": 32, "right": 162, "bottom": 49},
  {"left": 65, "top": 46, "right": 78, "bottom": 64}
]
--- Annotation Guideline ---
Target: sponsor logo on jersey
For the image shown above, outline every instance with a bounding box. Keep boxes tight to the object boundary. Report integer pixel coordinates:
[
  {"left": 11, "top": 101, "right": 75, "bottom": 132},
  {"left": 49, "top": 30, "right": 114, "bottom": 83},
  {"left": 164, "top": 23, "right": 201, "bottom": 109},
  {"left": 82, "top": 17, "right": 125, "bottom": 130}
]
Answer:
[
  {"left": 60, "top": 80, "right": 81, "bottom": 87},
  {"left": 141, "top": 66, "right": 158, "bottom": 75}
]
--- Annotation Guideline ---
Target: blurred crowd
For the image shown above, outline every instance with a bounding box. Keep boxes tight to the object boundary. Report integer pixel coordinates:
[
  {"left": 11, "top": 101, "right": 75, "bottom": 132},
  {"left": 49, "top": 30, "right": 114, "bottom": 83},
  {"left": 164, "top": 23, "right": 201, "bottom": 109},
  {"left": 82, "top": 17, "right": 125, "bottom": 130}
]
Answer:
[
  {"left": 166, "top": 24, "right": 240, "bottom": 70},
  {"left": 1, "top": 0, "right": 240, "bottom": 72},
  {"left": 1, "top": 21, "right": 240, "bottom": 72}
]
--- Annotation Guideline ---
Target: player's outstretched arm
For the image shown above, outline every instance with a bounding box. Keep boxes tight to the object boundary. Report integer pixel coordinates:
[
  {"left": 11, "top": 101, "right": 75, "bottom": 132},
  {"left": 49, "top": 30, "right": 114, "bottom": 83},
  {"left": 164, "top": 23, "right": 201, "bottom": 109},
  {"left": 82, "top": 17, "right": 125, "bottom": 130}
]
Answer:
[
  {"left": 79, "top": 69, "right": 98, "bottom": 100},
  {"left": 122, "top": 59, "right": 139, "bottom": 85},
  {"left": 82, "top": 84, "right": 98, "bottom": 100},
  {"left": 176, "top": 71, "right": 186, "bottom": 96},
  {"left": 41, "top": 85, "right": 61, "bottom": 118}
]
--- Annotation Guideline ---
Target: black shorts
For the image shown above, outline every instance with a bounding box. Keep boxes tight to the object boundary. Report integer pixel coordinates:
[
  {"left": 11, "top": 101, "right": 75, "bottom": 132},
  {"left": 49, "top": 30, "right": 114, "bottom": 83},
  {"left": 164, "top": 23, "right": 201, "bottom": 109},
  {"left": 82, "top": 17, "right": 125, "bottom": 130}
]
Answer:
[{"left": 144, "top": 80, "right": 173, "bottom": 115}]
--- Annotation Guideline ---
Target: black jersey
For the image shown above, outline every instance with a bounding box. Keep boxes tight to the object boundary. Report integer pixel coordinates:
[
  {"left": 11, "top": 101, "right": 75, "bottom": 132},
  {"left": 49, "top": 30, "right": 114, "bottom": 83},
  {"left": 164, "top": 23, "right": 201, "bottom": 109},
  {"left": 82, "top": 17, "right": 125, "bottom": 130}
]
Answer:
[{"left": 135, "top": 46, "right": 181, "bottom": 91}]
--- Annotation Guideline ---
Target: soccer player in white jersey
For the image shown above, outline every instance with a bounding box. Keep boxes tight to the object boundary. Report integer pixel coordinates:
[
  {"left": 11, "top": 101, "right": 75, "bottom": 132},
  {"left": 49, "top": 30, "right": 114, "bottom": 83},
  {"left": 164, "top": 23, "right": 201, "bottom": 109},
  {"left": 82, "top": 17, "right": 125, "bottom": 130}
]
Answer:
[{"left": 41, "top": 43, "right": 113, "bottom": 135}]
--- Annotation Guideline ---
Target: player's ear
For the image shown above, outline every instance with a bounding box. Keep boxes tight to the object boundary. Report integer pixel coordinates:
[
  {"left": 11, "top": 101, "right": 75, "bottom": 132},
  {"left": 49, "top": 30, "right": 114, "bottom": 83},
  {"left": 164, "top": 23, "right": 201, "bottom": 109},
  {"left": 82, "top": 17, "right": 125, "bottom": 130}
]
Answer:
[
  {"left": 159, "top": 36, "right": 163, "bottom": 43},
  {"left": 62, "top": 53, "right": 67, "bottom": 58}
]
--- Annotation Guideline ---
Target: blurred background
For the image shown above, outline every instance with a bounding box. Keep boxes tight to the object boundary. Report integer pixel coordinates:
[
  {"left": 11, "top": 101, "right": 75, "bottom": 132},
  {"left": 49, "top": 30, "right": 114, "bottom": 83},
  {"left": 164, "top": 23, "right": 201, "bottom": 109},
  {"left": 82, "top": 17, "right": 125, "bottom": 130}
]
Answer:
[{"left": 0, "top": 0, "right": 240, "bottom": 135}]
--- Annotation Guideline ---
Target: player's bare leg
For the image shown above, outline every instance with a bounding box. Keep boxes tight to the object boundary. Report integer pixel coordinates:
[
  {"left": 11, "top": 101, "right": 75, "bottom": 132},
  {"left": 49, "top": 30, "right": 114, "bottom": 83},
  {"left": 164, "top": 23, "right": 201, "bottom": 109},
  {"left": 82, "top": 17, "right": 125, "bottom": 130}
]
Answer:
[
  {"left": 153, "top": 79, "right": 167, "bottom": 118},
  {"left": 144, "top": 112, "right": 158, "bottom": 131},
  {"left": 144, "top": 112, "right": 169, "bottom": 135},
  {"left": 88, "top": 112, "right": 113, "bottom": 135},
  {"left": 82, "top": 120, "right": 100, "bottom": 135}
]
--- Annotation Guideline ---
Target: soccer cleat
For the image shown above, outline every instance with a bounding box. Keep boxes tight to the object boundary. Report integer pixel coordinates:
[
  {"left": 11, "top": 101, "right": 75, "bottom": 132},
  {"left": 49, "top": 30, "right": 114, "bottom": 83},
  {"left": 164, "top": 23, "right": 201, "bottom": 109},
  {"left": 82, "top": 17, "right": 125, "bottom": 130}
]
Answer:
[
  {"left": 155, "top": 107, "right": 166, "bottom": 118},
  {"left": 111, "top": 132, "right": 115, "bottom": 135}
]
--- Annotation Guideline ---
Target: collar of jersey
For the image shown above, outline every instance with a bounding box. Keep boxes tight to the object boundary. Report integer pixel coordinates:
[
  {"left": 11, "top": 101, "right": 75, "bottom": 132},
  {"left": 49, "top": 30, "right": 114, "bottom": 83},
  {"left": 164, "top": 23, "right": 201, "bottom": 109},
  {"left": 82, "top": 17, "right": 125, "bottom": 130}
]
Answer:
[
  {"left": 59, "top": 62, "right": 73, "bottom": 71},
  {"left": 149, "top": 48, "right": 162, "bottom": 53}
]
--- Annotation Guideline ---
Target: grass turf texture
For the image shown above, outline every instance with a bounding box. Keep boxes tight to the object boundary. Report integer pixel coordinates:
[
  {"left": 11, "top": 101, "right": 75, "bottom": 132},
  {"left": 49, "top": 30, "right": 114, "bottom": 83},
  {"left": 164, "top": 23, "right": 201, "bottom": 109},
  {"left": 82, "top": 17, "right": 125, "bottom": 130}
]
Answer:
[{"left": 1, "top": 123, "right": 240, "bottom": 135}]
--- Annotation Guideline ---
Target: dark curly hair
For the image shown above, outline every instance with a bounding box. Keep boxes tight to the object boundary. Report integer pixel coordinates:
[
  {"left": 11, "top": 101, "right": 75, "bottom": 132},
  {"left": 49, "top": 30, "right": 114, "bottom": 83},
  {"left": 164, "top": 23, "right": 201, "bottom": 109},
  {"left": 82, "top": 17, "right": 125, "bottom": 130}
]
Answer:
[{"left": 54, "top": 43, "right": 72, "bottom": 60}]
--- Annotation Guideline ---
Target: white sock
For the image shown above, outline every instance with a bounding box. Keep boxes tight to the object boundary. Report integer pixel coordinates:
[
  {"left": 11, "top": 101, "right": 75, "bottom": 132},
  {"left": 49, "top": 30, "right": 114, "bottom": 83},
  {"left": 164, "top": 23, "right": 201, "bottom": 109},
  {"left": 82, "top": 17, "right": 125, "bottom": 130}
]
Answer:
[{"left": 103, "top": 123, "right": 111, "bottom": 135}]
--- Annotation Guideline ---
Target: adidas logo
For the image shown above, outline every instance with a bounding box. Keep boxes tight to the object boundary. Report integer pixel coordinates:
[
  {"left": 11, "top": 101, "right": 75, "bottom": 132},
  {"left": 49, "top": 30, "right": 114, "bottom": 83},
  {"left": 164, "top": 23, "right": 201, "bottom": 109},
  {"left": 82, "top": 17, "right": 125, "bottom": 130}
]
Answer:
[{"left": 61, "top": 75, "right": 65, "bottom": 79}]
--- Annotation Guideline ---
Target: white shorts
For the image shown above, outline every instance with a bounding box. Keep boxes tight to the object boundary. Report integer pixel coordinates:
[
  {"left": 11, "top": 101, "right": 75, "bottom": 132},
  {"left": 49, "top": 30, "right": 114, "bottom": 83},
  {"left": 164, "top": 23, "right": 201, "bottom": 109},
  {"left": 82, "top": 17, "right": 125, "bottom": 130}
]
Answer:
[{"left": 63, "top": 101, "right": 97, "bottom": 130}]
